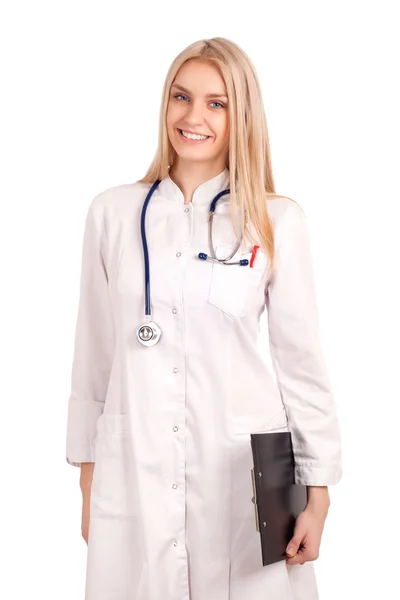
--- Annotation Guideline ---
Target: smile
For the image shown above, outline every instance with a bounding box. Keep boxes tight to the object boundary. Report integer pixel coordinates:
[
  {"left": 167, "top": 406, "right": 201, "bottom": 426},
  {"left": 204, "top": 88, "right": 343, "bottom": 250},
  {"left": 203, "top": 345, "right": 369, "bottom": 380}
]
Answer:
[{"left": 178, "top": 129, "right": 211, "bottom": 142}]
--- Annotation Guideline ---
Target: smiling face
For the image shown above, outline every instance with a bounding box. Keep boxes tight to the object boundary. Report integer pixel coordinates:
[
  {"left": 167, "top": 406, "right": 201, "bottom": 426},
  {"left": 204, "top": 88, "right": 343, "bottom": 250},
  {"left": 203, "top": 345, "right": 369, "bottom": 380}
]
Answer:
[{"left": 166, "top": 59, "right": 230, "bottom": 169}]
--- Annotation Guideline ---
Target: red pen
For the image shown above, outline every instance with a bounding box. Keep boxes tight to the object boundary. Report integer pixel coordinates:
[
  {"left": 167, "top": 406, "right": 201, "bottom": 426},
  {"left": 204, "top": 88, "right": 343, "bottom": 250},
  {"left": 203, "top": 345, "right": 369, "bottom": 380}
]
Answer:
[{"left": 249, "top": 245, "right": 259, "bottom": 268}]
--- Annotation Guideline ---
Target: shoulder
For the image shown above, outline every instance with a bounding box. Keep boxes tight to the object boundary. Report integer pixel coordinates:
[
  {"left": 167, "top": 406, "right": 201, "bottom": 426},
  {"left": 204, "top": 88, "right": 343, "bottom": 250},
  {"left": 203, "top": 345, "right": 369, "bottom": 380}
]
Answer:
[
  {"left": 266, "top": 195, "right": 310, "bottom": 255},
  {"left": 266, "top": 194, "right": 305, "bottom": 218},
  {"left": 266, "top": 194, "right": 307, "bottom": 234},
  {"left": 89, "top": 180, "right": 152, "bottom": 214},
  {"left": 86, "top": 181, "right": 153, "bottom": 229}
]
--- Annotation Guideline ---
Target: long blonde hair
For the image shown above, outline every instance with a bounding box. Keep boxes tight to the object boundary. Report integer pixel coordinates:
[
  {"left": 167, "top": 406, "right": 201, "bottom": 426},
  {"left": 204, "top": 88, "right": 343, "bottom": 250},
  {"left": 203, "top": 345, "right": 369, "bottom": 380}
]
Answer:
[{"left": 139, "top": 37, "right": 295, "bottom": 275}]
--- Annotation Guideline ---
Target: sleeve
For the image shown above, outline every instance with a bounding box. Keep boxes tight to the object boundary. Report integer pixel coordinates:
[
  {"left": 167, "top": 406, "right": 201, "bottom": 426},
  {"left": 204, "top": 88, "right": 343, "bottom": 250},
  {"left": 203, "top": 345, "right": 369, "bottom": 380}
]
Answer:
[
  {"left": 66, "top": 196, "right": 115, "bottom": 467},
  {"left": 265, "top": 200, "right": 342, "bottom": 486}
]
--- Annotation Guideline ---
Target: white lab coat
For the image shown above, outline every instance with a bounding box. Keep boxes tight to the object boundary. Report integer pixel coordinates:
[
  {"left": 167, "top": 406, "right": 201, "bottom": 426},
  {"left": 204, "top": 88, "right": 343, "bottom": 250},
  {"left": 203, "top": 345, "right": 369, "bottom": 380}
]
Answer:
[{"left": 66, "top": 167, "right": 342, "bottom": 600}]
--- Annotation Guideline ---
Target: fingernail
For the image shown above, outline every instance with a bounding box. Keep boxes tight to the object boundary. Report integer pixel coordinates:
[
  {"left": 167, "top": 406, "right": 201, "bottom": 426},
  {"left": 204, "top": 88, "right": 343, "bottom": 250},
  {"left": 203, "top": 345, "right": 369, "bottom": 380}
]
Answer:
[{"left": 286, "top": 547, "right": 294, "bottom": 555}]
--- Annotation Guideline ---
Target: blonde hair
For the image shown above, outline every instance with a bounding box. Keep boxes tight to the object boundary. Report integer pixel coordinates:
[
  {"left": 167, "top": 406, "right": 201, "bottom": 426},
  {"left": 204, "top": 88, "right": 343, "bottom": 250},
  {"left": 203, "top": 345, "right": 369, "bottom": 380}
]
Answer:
[{"left": 139, "top": 36, "right": 296, "bottom": 275}]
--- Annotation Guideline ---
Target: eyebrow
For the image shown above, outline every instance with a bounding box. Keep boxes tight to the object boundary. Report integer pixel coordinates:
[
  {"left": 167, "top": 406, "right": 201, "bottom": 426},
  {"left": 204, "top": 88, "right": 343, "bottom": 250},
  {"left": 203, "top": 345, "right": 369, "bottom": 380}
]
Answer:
[{"left": 171, "top": 83, "right": 228, "bottom": 99}]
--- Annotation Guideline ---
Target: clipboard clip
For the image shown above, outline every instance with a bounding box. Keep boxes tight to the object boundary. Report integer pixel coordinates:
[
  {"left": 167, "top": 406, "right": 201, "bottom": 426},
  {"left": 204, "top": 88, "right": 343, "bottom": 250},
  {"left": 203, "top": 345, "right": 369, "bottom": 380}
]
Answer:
[{"left": 250, "top": 468, "right": 260, "bottom": 532}]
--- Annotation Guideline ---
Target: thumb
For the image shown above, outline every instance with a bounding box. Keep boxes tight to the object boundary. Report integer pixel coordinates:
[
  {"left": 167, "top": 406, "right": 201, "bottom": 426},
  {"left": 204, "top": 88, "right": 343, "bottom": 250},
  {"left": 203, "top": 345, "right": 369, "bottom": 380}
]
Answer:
[{"left": 286, "top": 534, "right": 302, "bottom": 557}]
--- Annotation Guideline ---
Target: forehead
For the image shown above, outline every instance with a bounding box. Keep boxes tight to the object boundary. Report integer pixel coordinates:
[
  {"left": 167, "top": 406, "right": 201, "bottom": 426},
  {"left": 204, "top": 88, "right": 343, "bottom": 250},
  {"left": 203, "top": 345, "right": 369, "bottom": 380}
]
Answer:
[{"left": 172, "top": 60, "right": 227, "bottom": 95}]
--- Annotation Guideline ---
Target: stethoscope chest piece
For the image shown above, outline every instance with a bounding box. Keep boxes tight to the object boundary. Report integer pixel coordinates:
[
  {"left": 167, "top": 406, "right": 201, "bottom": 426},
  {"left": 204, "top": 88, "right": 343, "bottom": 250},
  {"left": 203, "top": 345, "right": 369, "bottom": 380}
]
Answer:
[{"left": 136, "top": 321, "right": 162, "bottom": 347}]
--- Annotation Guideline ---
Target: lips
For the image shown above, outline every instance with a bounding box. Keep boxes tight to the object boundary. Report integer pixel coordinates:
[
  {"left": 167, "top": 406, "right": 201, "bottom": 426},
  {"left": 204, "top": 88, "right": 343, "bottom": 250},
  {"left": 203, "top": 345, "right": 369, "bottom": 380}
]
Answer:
[
  {"left": 178, "top": 127, "right": 211, "bottom": 137},
  {"left": 177, "top": 127, "right": 212, "bottom": 144}
]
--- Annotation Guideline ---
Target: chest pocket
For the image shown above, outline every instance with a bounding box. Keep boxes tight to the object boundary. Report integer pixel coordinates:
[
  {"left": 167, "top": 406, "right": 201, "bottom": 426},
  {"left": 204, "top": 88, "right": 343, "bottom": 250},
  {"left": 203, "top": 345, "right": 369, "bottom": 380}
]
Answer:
[{"left": 207, "top": 244, "right": 269, "bottom": 319}]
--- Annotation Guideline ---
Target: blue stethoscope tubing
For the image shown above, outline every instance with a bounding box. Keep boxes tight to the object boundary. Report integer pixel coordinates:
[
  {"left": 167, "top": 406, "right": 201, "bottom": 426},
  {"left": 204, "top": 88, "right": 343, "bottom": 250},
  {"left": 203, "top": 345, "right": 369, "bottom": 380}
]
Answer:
[
  {"left": 137, "top": 179, "right": 248, "bottom": 346},
  {"left": 140, "top": 179, "right": 162, "bottom": 317}
]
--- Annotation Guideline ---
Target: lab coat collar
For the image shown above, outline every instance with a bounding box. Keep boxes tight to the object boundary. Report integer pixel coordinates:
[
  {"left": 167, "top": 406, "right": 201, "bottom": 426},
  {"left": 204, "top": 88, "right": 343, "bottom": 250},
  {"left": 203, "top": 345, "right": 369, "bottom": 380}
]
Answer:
[{"left": 158, "top": 167, "right": 230, "bottom": 205}]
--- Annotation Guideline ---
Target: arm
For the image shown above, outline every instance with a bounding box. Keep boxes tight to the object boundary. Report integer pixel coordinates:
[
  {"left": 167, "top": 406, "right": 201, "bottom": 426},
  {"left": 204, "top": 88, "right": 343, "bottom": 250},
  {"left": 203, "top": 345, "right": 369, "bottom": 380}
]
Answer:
[
  {"left": 66, "top": 195, "right": 115, "bottom": 468},
  {"left": 265, "top": 199, "right": 342, "bottom": 486}
]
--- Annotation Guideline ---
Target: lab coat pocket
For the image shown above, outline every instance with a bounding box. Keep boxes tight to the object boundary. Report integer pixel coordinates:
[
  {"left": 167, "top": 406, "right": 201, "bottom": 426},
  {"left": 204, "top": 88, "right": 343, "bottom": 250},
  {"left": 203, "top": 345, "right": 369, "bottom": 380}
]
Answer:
[
  {"left": 231, "top": 406, "right": 289, "bottom": 439},
  {"left": 90, "top": 413, "right": 140, "bottom": 520},
  {"left": 208, "top": 245, "right": 269, "bottom": 319}
]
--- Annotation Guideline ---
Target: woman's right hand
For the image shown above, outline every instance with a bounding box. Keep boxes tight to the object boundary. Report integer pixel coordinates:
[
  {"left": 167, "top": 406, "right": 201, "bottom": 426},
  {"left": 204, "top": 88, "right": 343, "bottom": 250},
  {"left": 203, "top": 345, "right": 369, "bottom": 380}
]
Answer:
[{"left": 80, "top": 463, "right": 95, "bottom": 545}]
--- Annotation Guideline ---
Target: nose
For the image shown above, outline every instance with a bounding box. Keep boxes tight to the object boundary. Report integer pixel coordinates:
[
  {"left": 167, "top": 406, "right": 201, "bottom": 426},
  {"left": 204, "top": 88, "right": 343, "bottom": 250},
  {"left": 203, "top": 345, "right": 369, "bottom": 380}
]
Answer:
[{"left": 183, "top": 99, "right": 205, "bottom": 126}]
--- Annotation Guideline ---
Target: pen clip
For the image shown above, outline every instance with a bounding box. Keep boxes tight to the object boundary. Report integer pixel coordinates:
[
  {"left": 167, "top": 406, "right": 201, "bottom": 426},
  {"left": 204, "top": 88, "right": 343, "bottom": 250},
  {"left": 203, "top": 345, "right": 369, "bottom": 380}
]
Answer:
[{"left": 249, "top": 245, "right": 259, "bottom": 269}]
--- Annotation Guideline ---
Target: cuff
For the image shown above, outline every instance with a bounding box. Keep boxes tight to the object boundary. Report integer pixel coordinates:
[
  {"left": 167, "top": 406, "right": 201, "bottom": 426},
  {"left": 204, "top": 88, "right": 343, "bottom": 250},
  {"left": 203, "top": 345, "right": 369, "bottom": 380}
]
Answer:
[
  {"left": 294, "top": 463, "right": 343, "bottom": 486},
  {"left": 66, "top": 397, "right": 104, "bottom": 467}
]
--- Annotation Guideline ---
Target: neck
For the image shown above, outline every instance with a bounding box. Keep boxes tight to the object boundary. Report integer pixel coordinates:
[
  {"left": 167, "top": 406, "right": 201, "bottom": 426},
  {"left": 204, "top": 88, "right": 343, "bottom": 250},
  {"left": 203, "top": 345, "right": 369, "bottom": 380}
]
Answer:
[{"left": 168, "top": 160, "right": 227, "bottom": 205}]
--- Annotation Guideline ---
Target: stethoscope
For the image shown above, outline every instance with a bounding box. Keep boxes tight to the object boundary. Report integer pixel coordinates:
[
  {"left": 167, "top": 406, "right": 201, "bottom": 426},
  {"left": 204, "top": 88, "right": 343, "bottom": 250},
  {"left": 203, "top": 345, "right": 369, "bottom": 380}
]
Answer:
[{"left": 136, "top": 179, "right": 249, "bottom": 347}]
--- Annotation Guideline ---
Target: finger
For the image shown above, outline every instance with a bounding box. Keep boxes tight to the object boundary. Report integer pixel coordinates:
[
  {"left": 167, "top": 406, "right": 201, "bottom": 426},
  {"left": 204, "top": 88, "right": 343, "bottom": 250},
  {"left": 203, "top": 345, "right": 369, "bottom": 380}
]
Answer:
[
  {"left": 286, "top": 534, "right": 303, "bottom": 558},
  {"left": 286, "top": 547, "right": 319, "bottom": 566},
  {"left": 286, "top": 547, "right": 307, "bottom": 566}
]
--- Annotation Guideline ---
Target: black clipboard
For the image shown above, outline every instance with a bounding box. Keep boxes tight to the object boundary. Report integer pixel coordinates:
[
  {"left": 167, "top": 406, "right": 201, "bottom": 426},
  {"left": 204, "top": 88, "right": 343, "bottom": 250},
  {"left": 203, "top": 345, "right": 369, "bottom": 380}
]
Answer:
[{"left": 250, "top": 431, "right": 307, "bottom": 566}]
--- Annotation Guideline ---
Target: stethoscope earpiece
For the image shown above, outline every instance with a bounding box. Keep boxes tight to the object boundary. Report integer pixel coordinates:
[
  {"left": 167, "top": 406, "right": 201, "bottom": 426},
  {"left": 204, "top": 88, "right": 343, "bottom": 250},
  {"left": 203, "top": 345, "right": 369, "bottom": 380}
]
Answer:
[{"left": 197, "top": 252, "right": 249, "bottom": 266}]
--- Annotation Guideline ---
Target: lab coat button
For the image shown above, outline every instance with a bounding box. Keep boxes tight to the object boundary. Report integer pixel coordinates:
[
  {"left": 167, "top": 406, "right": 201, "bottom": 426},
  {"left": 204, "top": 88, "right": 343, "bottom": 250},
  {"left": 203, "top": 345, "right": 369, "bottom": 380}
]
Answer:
[
  {"left": 176, "top": 252, "right": 181, "bottom": 257},
  {"left": 173, "top": 367, "right": 178, "bottom": 373},
  {"left": 173, "top": 540, "right": 178, "bottom": 547},
  {"left": 173, "top": 426, "right": 178, "bottom": 432},
  {"left": 172, "top": 483, "right": 178, "bottom": 489},
  {"left": 172, "top": 308, "right": 177, "bottom": 314},
  {"left": 184, "top": 207, "right": 189, "bottom": 212}
]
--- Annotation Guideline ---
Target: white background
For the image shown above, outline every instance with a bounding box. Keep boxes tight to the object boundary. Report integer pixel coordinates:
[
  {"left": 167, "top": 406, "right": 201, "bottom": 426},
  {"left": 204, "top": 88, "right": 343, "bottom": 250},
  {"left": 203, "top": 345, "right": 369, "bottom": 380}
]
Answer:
[{"left": 1, "top": 1, "right": 399, "bottom": 598}]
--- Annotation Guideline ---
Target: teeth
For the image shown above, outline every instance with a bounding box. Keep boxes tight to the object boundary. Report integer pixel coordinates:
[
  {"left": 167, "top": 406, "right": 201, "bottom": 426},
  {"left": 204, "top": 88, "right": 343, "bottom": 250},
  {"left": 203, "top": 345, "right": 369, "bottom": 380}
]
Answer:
[{"left": 181, "top": 130, "right": 209, "bottom": 140}]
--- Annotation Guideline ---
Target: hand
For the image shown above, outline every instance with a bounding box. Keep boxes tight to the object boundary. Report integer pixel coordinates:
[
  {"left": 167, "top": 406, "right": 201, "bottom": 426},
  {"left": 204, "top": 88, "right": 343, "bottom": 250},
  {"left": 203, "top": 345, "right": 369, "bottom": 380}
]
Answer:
[
  {"left": 80, "top": 463, "right": 95, "bottom": 545},
  {"left": 81, "top": 487, "right": 91, "bottom": 545},
  {"left": 285, "top": 486, "right": 330, "bottom": 566}
]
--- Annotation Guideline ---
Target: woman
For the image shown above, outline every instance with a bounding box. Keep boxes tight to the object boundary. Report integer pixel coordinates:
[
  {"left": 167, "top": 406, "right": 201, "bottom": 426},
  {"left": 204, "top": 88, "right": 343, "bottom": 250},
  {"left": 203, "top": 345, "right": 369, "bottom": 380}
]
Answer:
[{"left": 66, "top": 37, "right": 342, "bottom": 600}]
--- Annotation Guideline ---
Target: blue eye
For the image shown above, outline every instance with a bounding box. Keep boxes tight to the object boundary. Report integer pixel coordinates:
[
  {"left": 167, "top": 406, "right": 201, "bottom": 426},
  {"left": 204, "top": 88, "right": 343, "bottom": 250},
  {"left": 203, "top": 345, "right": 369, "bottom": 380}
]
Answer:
[{"left": 173, "top": 94, "right": 225, "bottom": 109}]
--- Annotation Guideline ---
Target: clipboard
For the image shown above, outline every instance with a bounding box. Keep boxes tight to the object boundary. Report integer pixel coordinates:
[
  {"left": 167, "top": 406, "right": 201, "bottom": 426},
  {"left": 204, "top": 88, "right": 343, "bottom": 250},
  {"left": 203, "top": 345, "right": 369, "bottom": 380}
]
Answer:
[{"left": 250, "top": 430, "right": 308, "bottom": 566}]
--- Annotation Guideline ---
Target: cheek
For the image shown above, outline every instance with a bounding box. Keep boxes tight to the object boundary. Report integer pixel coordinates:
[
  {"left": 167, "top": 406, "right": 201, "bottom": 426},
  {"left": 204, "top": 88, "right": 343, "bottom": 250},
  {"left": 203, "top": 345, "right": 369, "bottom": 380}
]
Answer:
[
  {"left": 166, "top": 104, "right": 174, "bottom": 127},
  {"left": 167, "top": 101, "right": 184, "bottom": 124},
  {"left": 166, "top": 104, "right": 177, "bottom": 131},
  {"left": 213, "top": 115, "right": 230, "bottom": 145}
]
